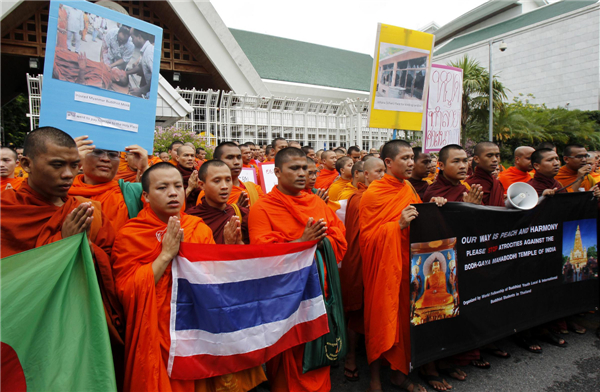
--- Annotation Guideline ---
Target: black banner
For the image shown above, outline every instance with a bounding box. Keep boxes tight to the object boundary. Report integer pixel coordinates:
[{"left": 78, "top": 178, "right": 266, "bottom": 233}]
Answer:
[{"left": 409, "top": 193, "right": 599, "bottom": 368}]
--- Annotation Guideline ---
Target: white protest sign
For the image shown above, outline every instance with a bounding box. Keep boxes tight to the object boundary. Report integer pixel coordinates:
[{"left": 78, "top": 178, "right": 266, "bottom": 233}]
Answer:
[
  {"left": 239, "top": 167, "right": 257, "bottom": 184},
  {"left": 259, "top": 163, "right": 278, "bottom": 193}
]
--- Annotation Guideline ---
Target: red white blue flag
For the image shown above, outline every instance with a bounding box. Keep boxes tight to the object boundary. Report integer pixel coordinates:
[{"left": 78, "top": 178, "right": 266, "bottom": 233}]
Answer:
[{"left": 167, "top": 241, "right": 329, "bottom": 380}]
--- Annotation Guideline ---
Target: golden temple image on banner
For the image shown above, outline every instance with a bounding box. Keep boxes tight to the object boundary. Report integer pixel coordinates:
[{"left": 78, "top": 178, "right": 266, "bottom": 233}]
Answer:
[{"left": 562, "top": 219, "right": 598, "bottom": 283}]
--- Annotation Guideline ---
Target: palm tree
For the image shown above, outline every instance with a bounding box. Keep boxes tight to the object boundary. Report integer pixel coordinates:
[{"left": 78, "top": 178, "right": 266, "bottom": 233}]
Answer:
[{"left": 449, "top": 55, "right": 508, "bottom": 145}]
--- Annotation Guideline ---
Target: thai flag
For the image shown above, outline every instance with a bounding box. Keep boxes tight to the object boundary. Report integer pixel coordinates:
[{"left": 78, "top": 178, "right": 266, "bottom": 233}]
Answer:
[{"left": 167, "top": 241, "right": 329, "bottom": 380}]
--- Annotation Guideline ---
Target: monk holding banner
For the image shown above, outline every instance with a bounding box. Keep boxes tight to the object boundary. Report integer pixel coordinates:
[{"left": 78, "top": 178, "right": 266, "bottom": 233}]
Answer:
[
  {"left": 1, "top": 147, "right": 25, "bottom": 191},
  {"left": 314, "top": 150, "right": 339, "bottom": 190},
  {"left": 555, "top": 144, "right": 596, "bottom": 192},
  {"left": 465, "top": 142, "right": 504, "bottom": 206},
  {"left": 360, "top": 140, "right": 446, "bottom": 392},
  {"left": 498, "top": 146, "right": 535, "bottom": 194},
  {"left": 249, "top": 147, "right": 347, "bottom": 392}
]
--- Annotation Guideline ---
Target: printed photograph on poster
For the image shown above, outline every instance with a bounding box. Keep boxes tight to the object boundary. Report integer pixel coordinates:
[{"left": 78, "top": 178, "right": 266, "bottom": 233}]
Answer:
[
  {"left": 410, "top": 238, "right": 459, "bottom": 326},
  {"left": 375, "top": 43, "right": 429, "bottom": 113},
  {"left": 53, "top": 3, "right": 155, "bottom": 99},
  {"left": 562, "top": 219, "right": 598, "bottom": 283}
]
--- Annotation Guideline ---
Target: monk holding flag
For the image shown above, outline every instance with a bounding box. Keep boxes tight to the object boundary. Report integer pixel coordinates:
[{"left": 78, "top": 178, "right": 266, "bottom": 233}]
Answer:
[
  {"left": 465, "top": 142, "right": 505, "bottom": 206},
  {"left": 249, "top": 147, "right": 347, "bottom": 392},
  {"left": 314, "top": 150, "right": 338, "bottom": 190},
  {"left": 360, "top": 140, "right": 446, "bottom": 392},
  {"left": 498, "top": 146, "right": 535, "bottom": 194},
  {"left": 1, "top": 147, "right": 25, "bottom": 191},
  {"left": 555, "top": 144, "right": 596, "bottom": 192},
  {"left": 408, "top": 148, "right": 432, "bottom": 200}
]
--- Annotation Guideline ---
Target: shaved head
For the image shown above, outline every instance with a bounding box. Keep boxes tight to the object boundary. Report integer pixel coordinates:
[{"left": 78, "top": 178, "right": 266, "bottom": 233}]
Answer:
[
  {"left": 214, "top": 142, "right": 240, "bottom": 160},
  {"left": 439, "top": 144, "right": 464, "bottom": 165},
  {"left": 321, "top": 150, "right": 336, "bottom": 160},
  {"left": 23, "top": 127, "right": 76, "bottom": 159},
  {"left": 473, "top": 141, "right": 498, "bottom": 157},
  {"left": 364, "top": 157, "right": 384, "bottom": 172},
  {"left": 275, "top": 147, "right": 306, "bottom": 168},
  {"left": 381, "top": 140, "right": 412, "bottom": 162},
  {"left": 198, "top": 159, "right": 229, "bottom": 182},
  {"left": 141, "top": 162, "right": 182, "bottom": 193},
  {"left": 514, "top": 146, "right": 534, "bottom": 158}
]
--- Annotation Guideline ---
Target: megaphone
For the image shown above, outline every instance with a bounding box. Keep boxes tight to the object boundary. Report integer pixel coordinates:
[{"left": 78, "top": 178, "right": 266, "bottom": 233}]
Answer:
[{"left": 505, "top": 182, "right": 539, "bottom": 210}]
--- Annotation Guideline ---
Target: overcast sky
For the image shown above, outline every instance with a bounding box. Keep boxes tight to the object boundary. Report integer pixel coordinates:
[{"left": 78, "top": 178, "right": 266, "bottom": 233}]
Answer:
[{"left": 210, "top": 0, "right": 492, "bottom": 55}]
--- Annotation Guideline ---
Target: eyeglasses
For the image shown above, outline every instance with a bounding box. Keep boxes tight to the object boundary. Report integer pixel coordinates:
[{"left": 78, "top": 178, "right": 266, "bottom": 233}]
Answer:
[
  {"left": 89, "top": 149, "right": 121, "bottom": 160},
  {"left": 565, "top": 154, "right": 590, "bottom": 160}
]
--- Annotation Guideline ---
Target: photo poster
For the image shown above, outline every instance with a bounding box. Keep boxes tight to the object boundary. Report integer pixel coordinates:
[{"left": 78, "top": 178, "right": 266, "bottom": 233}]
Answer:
[
  {"left": 408, "top": 193, "right": 599, "bottom": 368},
  {"left": 40, "top": 0, "right": 163, "bottom": 153},
  {"left": 239, "top": 167, "right": 257, "bottom": 184},
  {"left": 259, "top": 163, "right": 277, "bottom": 194},
  {"left": 423, "top": 64, "right": 463, "bottom": 153},
  {"left": 368, "top": 23, "right": 435, "bottom": 131}
]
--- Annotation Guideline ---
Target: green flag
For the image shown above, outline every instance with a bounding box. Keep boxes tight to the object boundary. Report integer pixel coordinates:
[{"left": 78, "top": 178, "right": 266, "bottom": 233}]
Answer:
[{"left": 1, "top": 233, "right": 117, "bottom": 392}]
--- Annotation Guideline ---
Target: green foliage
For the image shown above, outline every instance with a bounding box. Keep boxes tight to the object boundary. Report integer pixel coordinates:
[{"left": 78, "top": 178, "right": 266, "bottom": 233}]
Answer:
[
  {"left": 587, "top": 245, "right": 597, "bottom": 260},
  {"left": 1, "top": 94, "right": 30, "bottom": 147},
  {"left": 154, "top": 126, "right": 214, "bottom": 159}
]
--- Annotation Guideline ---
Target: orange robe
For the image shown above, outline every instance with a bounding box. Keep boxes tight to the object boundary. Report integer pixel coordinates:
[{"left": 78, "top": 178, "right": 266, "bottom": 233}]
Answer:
[
  {"left": 498, "top": 166, "right": 533, "bottom": 194},
  {"left": 112, "top": 208, "right": 265, "bottom": 392},
  {"left": 1, "top": 177, "right": 24, "bottom": 191},
  {"left": 116, "top": 153, "right": 138, "bottom": 182},
  {"left": 68, "top": 174, "right": 131, "bottom": 232},
  {"left": 359, "top": 174, "right": 421, "bottom": 373},
  {"left": 149, "top": 156, "right": 163, "bottom": 166},
  {"left": 338, "top": 181, "right": 366, "bottom": 201},
  {"left": 555, "top": 165, "right": 595, "bottom": 192},
  {"left": 328, "top": 177, "right": 350, "bottom": 201},
  {"left": 14, "top": 165, "right": 28, "bottom": 179},
  {"left": 169, "top": 159, "right": 178, "bottom": 166},
  {"left": 196, "top": 182, "right": 264, "bottom": 207},
  {"left": 314, "top": 168, "right": 338, "bottom": 190},
  {"left": 248, "top": 186, "right": 347, "bottom": 392}
]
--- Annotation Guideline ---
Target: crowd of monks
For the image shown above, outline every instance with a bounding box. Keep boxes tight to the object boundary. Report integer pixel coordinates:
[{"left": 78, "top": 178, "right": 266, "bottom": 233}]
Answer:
[{"left": 1, "top": 126, "right": 599, "bottom": 392}]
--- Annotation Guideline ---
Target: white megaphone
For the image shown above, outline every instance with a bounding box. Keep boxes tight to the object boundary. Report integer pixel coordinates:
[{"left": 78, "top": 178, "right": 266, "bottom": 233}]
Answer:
[{"left": 505, "top": 182, "right": 539, "bottom": 210}]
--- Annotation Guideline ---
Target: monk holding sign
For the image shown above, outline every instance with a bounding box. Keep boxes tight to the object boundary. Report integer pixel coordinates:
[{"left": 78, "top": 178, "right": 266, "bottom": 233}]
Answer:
[
  {"left": 1, "top": 147, "right": 25, "bottom": 191},
  {"left": 498, "top": 146, "right": 535, "bottom": 194},
  {"left": 465, "top": 142, "right": 504, "bottom": 206}
]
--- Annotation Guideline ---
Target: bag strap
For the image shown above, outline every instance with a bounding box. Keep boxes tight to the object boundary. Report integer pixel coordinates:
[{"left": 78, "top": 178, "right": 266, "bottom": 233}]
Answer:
[
  {"left": 231, "top": 203, "right": 243, "bottom": 221},
  {"left": 243, "top": 181, "right": 259, "bottom": 206}
]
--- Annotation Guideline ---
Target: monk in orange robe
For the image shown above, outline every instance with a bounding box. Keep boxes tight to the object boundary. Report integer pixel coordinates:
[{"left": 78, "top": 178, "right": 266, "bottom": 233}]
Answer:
[
  {"left": 360, "top": 140, "right": 446, "bottom": 392},
  {"left": 338, "top": 161, "right": 366, "bottom": 201},
  {"left": 263, "top": 145, "right": 275, "bottom": 163},
  {"left": 112, "top": 163, "right": 265, "bottom": 392},
  {"left": 69, "top": 136, "right": 148, "bottom": 232},
  {"left": 1, "top": 127, "right": 125, "bottom": 385},
  {"left": 249, "top": 147, "right": 347, "bottom": 392},
  {"left": 339, "top": 157, "right": 384, "bottom": 382},
  {"left": 589, "top": 151, "right": 600, "bottom": 183},
  {"left": 241, "top": 143, "right": 261, "bottom": 184},
  {"left": 328, "top": 156, "right": 353, "bottom": 202},
  {"left": 424, "top": 155, "right": 438, "bottom": 184},
  {"left": 167, "top": 141, "right": 184, "bottom": 166},
  {"left": 408, "top": 147, "right": 432, "bottom": 200},
  {"left": 528, "top": 148, "right": 566, "bottom": 196},
  {"left": 1, "top": 147, "right": 25, "bottom": 191},
  {"left": 314, "top": 150, "right": 339, "bottom": 190},
  {"left": 498, "top": 146, "right": 535, "bottom": 194},
  {"left": 196, "top": 143, "right": 263, "bottom": 207},
  {"left": 465, "top": 142, "right": 505, "bottom": 206},
  {"left": 555, "top": 144, "right": 596, "bottom": 192},
  {"left": 56, "top": 4, "right": 68, "bottom": 49},
  {"left": 12, "top": 147, "right": 28, "bottom": 179}
]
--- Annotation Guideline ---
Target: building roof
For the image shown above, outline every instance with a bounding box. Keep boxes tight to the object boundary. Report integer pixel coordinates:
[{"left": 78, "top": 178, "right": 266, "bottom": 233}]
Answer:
[
  {"left": 435, "top": 0, "right": 597, "bottom": 56},
  {"left": 230, "top": 28, "right": 373, "bottom": 92}
]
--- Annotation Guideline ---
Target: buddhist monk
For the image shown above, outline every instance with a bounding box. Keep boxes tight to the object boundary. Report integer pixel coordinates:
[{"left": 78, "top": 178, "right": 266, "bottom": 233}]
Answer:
[
  {"left": 498, "top": 146, "right": 535, "bottom": 194},
  {"left": 264, "top": 145, "right": 275, "bottom": 163},
  {"left": 361, "top": 149, "right": 368, "bottom": 160},
  {"left": 289, "top": 140, "right": 301, "bottom": 149},
  {"left": 339, "top": 157, "right": 384, "bottom": 383},
  {"left": 589, "top": 152, "right": 600, "bottom": 183},
  {"left": 168, "top": 140, "right": 183, "bottom": 166},
  {"left": 465, "top": 142, "right": 505, "bottom": 206},
  {"left": 12, "top": 147, "right": 28, "bottom": 178},
  {"left": 424, "top": 154, "right": 438, "bottom": 184},
  {"left": 272, "top": 137, "right": 289, "bottom": 156},
  {"left": 246, "top": 141, "right": 260, "bottom": 163},
  {"left": 196, "top": 143, "right": 263, "bottom": 207},
  {"left": 314, "top": 150, "right": 338, "bottom": 190},
  {"left": 159, "top": 152, "right": 169, "bottom": 162},
  {"left": 1, "top": 147, "right": 25, "bottom": 191},
  {"left": 360, "top": 140, "right": 446, "bottom": 392},
  {"left": 172, "top": 145, "right": 200, "bottom": 211},
  {"left": 348, "top": 146, "right": 361, "bottom": 163},
  {"left": 304, "top": 157, "right": 329, "bottom": 202},
  {"left": 555, "top": 144, "right": 596, "bottom": 192},
  {"left": 115, "top": 146, "right": 148, "bottom": 182},
  {"left": 528, "top": 148, "right": 565, "bottom": 196},
  {"left": 408, "top": 147, "right": 432, "bottom": 200},
  {"left": 334, "top": 148, "right": 346, "bottom": 159},
  {"left": 187, "top": 160, "right": 249, "bottom": 244},
  {"left": 302, "top": 145, "right": 317, "bottom": 160},
  {"left": 338, "top": 161, "right": 365, "bottom": 201},
  {"left": 329, "top": 156, "right": 353, "bottom": 202},
  {"left": 196, "top": 146, "right": 207, "bottom": 162},
  {"left": 241, "top": 143, "right": 260, "bottom": 184},
  {"left": 424, "top": 144, "right": 483, "bottom": 204},
  {"left": 70, "top": 135, "right": 147, "bottom": 232},
  {"left": 369, "top": 147, "right": 381, "bottom": 159},
  {"left": 248, "top": 147, "right": 347, "bottom": 392},
  {"left": 1, "top": 126, "right": 124, "bottom": 383},
  {"left": 316, "top": 149, "right": 324, "bottom": 162}
]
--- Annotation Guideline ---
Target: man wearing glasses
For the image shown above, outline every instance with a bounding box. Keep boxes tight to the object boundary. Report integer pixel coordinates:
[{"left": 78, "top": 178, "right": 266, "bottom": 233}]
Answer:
[{"left": 555, "top": 144, "right": 596, "bottom": 192}]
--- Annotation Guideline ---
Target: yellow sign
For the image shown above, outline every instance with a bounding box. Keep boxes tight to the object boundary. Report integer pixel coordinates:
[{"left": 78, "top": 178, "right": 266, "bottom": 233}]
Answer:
[{"left": 368, "top": 24, "right": 435, "bottom": 131}]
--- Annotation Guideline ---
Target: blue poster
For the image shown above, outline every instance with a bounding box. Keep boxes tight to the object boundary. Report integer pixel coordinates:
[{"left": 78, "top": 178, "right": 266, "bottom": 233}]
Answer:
[{"left": 40, "top": 0, "right": 162, "bottom": 153}]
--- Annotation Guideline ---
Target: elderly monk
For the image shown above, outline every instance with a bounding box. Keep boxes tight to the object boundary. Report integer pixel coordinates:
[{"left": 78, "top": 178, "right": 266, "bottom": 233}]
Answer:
[
  {"left": 173, "top": 145, "right": 201, "bottom": 210},
  {"left": 112, "top": 163, "right": 264, "bottom": 392},
  {"left": 339, "top": 157, "right": 384, "bottom": 382},
  {"left": 360, "top": 140, "right": 446, "bottom": 392},
  {"left": 1, "top": 127, "right": 124, "bottom": 372},
  {"left": 249, "top": 147, "right": 347, "bottom": 392},
  {"left": 196, "top": 143, "right": 264, "bottom": 207},
  {"left": 272, "top": 137, "right": 289, "bottom": 156},
  {"left": 70, "top": 136, "right": 147, "bottom": 232},
  {"left": 329, "top": 156, "right": 353, "bottom": 202},
  {"left": 1, "top": 147, "right": 25, "bottom": 191},
  {"left": 408, "top": 147, "right": 432, "bottom": 200},
  {"left": 167, "top": 140, "right": 183, "bottom": 166},
  {"left": 188, "top": 160, "right": 250, "bottom": 244},
  {"left": 555, "top": 144, "right": 596, "bottom": 192},
  {"left": 314, "top": 150, "right": 339, "bottom": 190},
  {"left": 465, "top": 142, "right": 505, "bottom": 206},
  {"left": 301, "top": 145, "right": 317, "bottom": 160},
  {"left": 498, "top": 146, "right": 535, "bottom": 194},
  {"left": 348, "top": 146, "right": 361, "bottom": 163},
  {"left": 424, "top": 144, "right": 483, "bottom": 204},
  {"left": 338, "top": 161, "right": 366, "bottom": 201}
]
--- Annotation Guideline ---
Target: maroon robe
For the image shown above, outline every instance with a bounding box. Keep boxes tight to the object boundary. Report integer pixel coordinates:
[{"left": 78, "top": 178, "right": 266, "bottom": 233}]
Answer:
[
  {"left": 186, "top": 197, "right": 249, "bottom": 244},
  {"left": 466, "top": 166, "right": 505, "bottom": 206},
  {"left": 528, "top": 172, "right": 566, "bottom": 197},
  {"left": 408, "top": 178, "right": 429, "bottom": 200},
  {"left": 423, "top": 171, "right": 468, "bottom": 202},
  {"left": 176, "top": 163, "right": 201, "bottom": 212}
]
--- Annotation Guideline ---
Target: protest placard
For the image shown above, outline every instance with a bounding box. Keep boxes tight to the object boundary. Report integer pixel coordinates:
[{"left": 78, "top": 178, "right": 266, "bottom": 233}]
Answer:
[
  {"left": 239, "top": 167, "right": 257, "bottom": 184},
  {"left": 259, "top": 163, "right": 277, "bottom": 194}
]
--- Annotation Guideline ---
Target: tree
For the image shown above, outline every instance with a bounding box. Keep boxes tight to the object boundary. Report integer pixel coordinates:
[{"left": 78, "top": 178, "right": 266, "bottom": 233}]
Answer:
[{"left": 1, "top": 94, "right": 30, "bottom": 147}]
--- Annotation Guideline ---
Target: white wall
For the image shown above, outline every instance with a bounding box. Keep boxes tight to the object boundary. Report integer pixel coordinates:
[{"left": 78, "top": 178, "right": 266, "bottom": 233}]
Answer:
[{"left": 434, "top": 3, "right": 600, "bottom": 111}]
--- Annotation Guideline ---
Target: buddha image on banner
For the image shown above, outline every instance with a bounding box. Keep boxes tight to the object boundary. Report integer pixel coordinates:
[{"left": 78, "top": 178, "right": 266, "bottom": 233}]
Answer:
[
  {"left": 562, "top": 219, "right": 598, "bottom": 283},
  {"left": 410, "top": 238, "right": 459, "bottom": 326}
]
